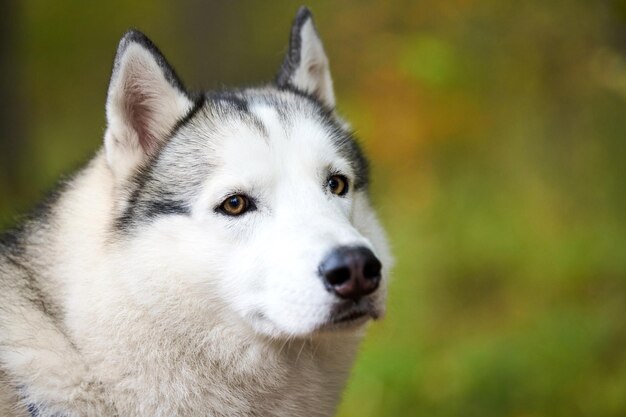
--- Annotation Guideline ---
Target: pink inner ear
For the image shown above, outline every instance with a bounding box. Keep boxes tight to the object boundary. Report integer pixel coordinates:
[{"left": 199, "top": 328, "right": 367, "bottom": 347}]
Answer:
[{"left": 124, "top": 78, "right": 160, "bottom": 155}]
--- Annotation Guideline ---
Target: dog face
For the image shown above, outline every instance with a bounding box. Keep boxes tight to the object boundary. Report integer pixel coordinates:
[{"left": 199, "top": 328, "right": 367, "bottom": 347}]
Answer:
[{"left": 104, "top": 8, "right": 390, "bottom": 338}]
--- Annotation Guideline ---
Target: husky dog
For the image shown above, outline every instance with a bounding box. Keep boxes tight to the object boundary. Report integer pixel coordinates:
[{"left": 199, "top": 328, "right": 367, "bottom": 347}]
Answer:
[{"left": 0, "top": 7, "right": 391, "bottom": 417}]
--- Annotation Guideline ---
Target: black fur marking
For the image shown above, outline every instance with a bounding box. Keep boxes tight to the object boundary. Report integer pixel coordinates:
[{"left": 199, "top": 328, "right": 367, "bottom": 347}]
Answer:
[
  {"left": 0, "top": 173, "right": 73, "bottom": 257},
  {"left": 330, "top": 128, "right": 370, "bottom": 191},
  {"left": 279, "top": 83, "right": 334, "bottom": 114},
  {"left": 143, "top": 199, "right": 188, "bottom": 218},
  {"left": 206, "top": 90, "right": 269, "bottom": 138},
  {"left": 208, "top": 91, "right": 250, "bottom": 113},
  {"left": 2, "top": 255, "right": 62, "bottom": 320},
  {"left": 113, "top": 165, "right": 182, "bottom": 232},
  {"left": 113, "top": 164, "right": 152, "bottom": 232},
  {"left": 169, "top": 93, "right": 206, "bottom": 139},
  {"left": 0, "top": 225, "right": 25, "bottom": 257},
  {"left": 276, "top": 7, "right": 312, "bottom": 90},
  {"left": 112, "top": 29, "right": 190, "bottom": 99},
  {"left": 114, "top": 189, "right": 191, "bottom": 232}
]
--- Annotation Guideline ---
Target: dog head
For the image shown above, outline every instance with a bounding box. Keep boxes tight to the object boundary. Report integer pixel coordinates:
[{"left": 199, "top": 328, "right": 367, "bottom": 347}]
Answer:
[{"left": 103, "top": 7, "right": 391, "bottom": 339}]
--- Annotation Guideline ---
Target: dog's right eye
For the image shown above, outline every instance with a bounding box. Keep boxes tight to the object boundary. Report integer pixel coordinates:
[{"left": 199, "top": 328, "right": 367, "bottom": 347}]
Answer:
[{"left": 218, "top": 194, "right": 253, "bottom": 216}]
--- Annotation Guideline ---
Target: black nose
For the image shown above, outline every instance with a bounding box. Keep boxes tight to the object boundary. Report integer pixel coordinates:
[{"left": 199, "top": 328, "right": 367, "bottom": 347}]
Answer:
[{"left": 319, "top": 246, "right": 382, "bottom": 300}]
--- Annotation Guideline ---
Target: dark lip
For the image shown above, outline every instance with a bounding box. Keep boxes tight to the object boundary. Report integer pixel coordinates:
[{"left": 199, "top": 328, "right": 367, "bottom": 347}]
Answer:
[
  {"left": 316, "top": 305, "right": 377, "bottom": 332},
  {"left": 328, "top": 299, "right": 380, "bottom": 328},
  {"left": 332, "top": 309, "right": 369, "bottom": 324}
]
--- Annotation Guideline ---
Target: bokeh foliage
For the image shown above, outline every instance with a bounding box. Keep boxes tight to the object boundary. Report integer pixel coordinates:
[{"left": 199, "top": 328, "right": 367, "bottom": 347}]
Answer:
[{"left": 1, "top": 1, "right": 625, "bottom": 416}]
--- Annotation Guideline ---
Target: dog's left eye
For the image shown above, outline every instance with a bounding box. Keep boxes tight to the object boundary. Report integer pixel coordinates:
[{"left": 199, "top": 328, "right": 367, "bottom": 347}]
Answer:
[
  {"left": 327, "top": 175, "right": 349, "bottom": 196},
  {"left": 218, "top": 194, "right": 253, "bottom": 216}
]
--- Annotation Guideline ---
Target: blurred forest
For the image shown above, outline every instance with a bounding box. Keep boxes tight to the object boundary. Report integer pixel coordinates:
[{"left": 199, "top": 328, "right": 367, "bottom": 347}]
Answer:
[{"left": 1, "top": 1, "right": 626, "bottom": 416}]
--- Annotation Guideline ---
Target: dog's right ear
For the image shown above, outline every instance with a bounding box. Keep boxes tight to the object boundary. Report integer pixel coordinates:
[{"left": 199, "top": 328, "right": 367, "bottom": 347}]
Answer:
[{"left": 104, "top": 30, "right": 193, "bottom": 180}]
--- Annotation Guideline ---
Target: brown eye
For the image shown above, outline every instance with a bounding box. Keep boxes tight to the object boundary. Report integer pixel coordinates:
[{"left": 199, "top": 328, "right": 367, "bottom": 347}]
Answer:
[
  {"left": 219, "top": 195, "right": 249, "bottom": 216},
  {"left": 328, "top": 175, "right": 349, "bottom": 196}
]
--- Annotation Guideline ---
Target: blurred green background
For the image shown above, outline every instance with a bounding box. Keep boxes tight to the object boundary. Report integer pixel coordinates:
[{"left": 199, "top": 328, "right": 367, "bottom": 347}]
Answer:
[{"left": 1, "top": 1, "right": 625, "bottom": 416}]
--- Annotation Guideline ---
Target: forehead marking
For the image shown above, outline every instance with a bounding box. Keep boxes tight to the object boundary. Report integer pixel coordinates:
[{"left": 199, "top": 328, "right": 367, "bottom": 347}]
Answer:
[{"left": 250, "top": 104, "right": 289, "bottom": 143}]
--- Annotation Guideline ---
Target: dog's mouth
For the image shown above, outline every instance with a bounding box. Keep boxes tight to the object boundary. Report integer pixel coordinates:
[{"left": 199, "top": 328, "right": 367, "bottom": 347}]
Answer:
[
  {"left": 333, "top": 309, "right": 368, "bottom": 323},
  {"left": 322, "top": 300, "right": 381, "bottom": 330}
]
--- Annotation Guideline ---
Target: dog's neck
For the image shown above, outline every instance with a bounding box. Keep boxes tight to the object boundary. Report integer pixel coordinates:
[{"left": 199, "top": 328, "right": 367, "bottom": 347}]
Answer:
[{"left": 87, "top": 312, "right": 360, "bottom": 415}]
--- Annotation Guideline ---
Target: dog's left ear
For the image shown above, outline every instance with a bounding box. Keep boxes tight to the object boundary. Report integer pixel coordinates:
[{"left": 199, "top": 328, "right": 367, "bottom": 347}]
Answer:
[
  {"left": 276, "top": 7, "right": 335, "bottom": 109},
  {"left": 104, "top": 30, "right": 193, "bottom": 180}
]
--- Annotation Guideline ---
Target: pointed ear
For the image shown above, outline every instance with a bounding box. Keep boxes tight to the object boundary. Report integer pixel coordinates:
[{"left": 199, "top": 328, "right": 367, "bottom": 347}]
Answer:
[
  {"left": 104, "top": 30, "right": 193, "bottom": 179},
  {"left": 276, "top": 7, "right": 335, "bottom": 109}
]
